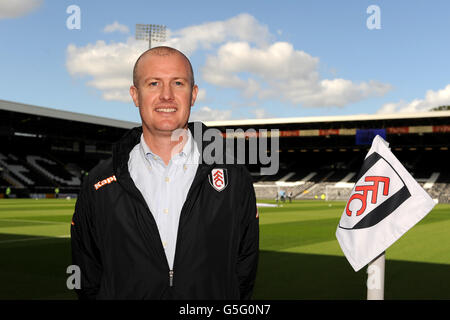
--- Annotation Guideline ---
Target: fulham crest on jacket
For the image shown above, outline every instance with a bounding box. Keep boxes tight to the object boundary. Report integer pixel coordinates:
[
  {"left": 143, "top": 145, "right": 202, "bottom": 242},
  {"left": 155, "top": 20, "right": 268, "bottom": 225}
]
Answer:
[{"left": 208, "top": 168, "right": 228, "bottom": 192}]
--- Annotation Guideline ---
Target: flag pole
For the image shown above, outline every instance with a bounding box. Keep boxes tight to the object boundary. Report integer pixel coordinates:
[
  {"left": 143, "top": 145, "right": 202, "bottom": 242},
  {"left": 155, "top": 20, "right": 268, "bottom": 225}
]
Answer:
[{"left": 367, "top": 251, "right": 385, "bottom": 300}]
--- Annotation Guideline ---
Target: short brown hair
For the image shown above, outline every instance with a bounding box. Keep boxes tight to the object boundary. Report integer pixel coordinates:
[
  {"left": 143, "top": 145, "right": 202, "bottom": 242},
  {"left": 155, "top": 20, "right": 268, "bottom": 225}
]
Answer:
[{"left": 132, "top": 46, "right": 195, "bottom": 88}]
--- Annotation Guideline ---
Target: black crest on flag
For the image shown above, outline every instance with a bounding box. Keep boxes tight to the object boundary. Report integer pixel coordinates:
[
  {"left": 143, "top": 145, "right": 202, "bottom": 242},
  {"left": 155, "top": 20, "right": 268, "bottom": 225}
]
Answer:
[{"left": 339, "top": 152, "right": 411, "bottom": 230}]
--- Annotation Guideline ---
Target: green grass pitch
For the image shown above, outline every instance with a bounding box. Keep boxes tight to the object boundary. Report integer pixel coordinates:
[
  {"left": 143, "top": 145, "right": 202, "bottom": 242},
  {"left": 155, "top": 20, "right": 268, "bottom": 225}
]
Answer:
[{"left": 0, "top": 198, "right": 449, "bottom": 299}]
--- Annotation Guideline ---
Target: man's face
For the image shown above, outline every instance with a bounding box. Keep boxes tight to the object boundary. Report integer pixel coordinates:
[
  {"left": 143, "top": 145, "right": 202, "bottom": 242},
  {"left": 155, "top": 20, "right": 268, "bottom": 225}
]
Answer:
[{"left": 130, "top": 53, "right": 198, "bottom": 137}]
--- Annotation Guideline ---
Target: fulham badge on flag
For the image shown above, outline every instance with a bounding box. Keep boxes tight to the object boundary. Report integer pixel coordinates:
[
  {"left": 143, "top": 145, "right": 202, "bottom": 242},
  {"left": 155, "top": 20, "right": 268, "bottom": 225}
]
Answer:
[
  {"left": 336, "top": 135, "right": 435, "bottom": 272},
  {"left": 209, "top": 168, "right": 228, "bottom": 192}
]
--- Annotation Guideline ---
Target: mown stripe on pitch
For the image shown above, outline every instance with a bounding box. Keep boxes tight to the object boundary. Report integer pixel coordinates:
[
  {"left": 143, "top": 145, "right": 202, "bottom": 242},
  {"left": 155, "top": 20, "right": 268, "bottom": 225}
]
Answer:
[
  {"left": 259, "top": 217, "right": 340, "bottom": 251},
  {"left": 0, "top": 205, "right": 75, "bottom": 213},
  {"left": 0, "top": 215, "right": 72, "bottom": 224},
  {"left": 0, "top": 234, "right": 70, "bottom": 244},
  {"left": 0, "top": 219, "right": 56, "bottom": 229}
]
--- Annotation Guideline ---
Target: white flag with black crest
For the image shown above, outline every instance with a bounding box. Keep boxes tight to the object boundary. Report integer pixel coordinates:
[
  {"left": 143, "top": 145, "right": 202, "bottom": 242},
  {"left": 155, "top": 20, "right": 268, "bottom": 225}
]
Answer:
[{"left": 336, "top": 135, "right": 435, "bottom": 272}]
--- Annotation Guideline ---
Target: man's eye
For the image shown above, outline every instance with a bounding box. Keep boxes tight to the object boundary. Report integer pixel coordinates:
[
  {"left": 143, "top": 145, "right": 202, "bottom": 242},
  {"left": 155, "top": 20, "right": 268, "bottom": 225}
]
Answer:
[
  {"left": 174, "top": 81, "right": 183, "bottom": 86},
  {"left": 149, "top": 82, "right": 158, "bottom": 86}
]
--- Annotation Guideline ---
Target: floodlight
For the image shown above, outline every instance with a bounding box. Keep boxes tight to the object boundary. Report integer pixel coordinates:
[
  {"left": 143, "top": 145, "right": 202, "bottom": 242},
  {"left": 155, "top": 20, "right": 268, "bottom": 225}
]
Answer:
[{"left": 136, "top": 24, "right": 167, "bottom": 49}]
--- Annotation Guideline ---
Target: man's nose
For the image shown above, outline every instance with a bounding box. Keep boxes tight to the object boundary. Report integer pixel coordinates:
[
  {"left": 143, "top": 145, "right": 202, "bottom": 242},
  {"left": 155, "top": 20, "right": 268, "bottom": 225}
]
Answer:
[{"left": 160, "top": 83, "right": 174, "bottom": 100}]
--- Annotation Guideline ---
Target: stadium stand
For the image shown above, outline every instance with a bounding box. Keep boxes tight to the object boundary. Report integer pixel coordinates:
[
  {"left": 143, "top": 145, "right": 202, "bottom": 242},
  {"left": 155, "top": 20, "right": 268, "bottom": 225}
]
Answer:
[{"left": 1, "top": 99, "right": 449, "bottom": 202}]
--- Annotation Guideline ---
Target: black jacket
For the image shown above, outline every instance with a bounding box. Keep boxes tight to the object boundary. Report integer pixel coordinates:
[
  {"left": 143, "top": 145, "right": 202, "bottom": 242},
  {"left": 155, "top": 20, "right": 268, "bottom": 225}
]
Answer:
[{"left": 70, "top": 123, "right": 259, "bottom": 300}]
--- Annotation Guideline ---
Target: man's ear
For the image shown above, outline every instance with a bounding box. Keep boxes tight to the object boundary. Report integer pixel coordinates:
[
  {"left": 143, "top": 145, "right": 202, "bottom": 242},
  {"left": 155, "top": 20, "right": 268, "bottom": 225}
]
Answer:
[
  {"left": 191, "top": 85, "right": 199, "bottom": 107},
  {"left": 130, "top": 85, "right": 139, "bottom": 107}
]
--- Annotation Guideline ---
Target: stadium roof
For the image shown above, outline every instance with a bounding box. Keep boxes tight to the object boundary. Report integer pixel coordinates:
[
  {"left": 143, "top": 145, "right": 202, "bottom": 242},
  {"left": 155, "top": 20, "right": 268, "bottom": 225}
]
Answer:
[
  {"left": 0, "top": 99, "right": 139, "bottom": 129},
  {"left": 205, "top": 110, "right": 450, "bottom": 127},
  {"left": 2, "top": 98, "right": 450, "bottom": 128}
]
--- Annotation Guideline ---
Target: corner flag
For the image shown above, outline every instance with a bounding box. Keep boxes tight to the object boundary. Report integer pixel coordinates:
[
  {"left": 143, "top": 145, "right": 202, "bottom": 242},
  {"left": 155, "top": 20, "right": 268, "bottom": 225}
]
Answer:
[{"left": 336, "top": 135, "right": 435, "bottom": 272}]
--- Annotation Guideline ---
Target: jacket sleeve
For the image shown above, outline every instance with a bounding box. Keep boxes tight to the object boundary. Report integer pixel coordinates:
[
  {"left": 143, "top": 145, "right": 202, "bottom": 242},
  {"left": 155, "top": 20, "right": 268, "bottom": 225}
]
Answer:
[
  {"left": 236, "top": 167, "right": 259, "bottom": 300},
  {"left": 70, "top": 177, "right": 103, "bottom": 300}
]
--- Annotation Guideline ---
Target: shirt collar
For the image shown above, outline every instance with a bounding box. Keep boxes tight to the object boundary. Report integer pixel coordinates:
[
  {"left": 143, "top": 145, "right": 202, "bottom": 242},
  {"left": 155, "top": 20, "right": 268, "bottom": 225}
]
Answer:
[{"left": 139, "top": 129, "right": 196, "bottom": 163}]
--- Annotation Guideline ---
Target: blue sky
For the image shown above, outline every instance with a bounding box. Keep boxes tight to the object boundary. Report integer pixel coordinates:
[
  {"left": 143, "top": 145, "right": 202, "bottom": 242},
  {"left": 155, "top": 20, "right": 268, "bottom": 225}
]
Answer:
[{"left": 1, "top": 0, "right": 450, "bottom": 123}]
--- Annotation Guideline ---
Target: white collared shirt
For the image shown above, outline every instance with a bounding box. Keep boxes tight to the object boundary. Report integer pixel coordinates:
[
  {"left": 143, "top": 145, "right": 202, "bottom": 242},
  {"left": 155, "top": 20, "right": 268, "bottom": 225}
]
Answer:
[{"left": 128, "top": 130, "right": 200, "bottom": 269}]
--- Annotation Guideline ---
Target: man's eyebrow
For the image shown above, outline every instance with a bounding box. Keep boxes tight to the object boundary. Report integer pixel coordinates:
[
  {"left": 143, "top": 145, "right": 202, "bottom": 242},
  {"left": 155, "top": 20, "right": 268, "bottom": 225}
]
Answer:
[
  {"left": 142, "top": 77, "right": 160, "bottom": 83},
  {"left": 142, "top": 76, "right": 189, "bottom": 83}
]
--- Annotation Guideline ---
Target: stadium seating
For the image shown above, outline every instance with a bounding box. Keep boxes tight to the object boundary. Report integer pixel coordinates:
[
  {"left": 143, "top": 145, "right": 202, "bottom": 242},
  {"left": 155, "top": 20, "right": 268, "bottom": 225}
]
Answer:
[
  {"left": 0, "top": 153, "right": 50, "bottom": 187},
  {"left": 251, "top": 147, "right": 450, "bottom": 203},
  {"left": 26, "top": 155, "right": 80, "bottom": 186},
  {"left": 1, "top": 132, "right": 449, "bottom": 202},
  {"left": 0, "top": 149, "right": 85, "bottom": 197}
]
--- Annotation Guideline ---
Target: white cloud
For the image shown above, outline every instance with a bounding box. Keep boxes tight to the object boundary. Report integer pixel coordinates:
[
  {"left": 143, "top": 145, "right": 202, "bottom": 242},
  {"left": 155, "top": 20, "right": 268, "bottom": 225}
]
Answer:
[
  {"left": 103, "top": 21, "right": 130, "bottom": 34},
  {"left": 66, "top": 38, "right": 147, "bottom": 102},
  {"left": 166, "top": 13, "right": 272, "bottom": 55},
  {"left": 190, "top": 106, "right": 232, "bottom": 121},
  {"left": 66, "top": 13, "right": 270, "bottom": 104},
  {"left": 0, "top": 0, "right": 43, "bottom": 19},
  {"left": 196, "top": 88, "right": 207, "bottom": 102},
  {"left": 250, "top": 108, "right": 271, "bottom": 119},
  {"left": 296, "top": 79, "right": 392, "bottom": 107},
  {"left": 202, "top": 41, "right": 391, "bottom": 107},
  {"left": 378, "top": 84, "right": 450, "bottom": 114},
  {"left": 65, "top": 13, "right": 390, "bottom": 109}
]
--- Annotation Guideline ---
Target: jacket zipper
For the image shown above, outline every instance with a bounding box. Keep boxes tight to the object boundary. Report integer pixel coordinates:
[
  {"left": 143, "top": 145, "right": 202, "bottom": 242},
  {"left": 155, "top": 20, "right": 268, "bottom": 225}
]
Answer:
[
  {"left": 168, "top": 166, "right": 209, "bottom": 290},
  {"left": 169, "top": 269, "right": 174, "bottom": 287}
]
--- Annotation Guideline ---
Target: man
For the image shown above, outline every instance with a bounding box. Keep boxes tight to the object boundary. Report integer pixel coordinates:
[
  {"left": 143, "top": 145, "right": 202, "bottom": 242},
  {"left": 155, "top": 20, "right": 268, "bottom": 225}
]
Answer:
[{"left": 71, "top": 46, "right": 259, "bottom": 300}]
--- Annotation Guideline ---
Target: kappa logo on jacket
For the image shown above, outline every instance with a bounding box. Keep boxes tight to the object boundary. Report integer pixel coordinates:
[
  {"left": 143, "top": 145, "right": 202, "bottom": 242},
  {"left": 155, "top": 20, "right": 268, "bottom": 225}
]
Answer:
[
  {"left": 208, "top": 168, "right": 228, "bottom": 192},
  {"left": 94, "top": 175, "right": 117, "bottom": 190}
]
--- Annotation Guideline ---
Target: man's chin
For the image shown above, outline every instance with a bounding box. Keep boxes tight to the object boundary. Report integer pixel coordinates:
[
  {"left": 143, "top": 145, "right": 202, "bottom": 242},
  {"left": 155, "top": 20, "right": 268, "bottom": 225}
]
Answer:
[{"left": 144, "top": 123, "right": 188, "bottom": 136}]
